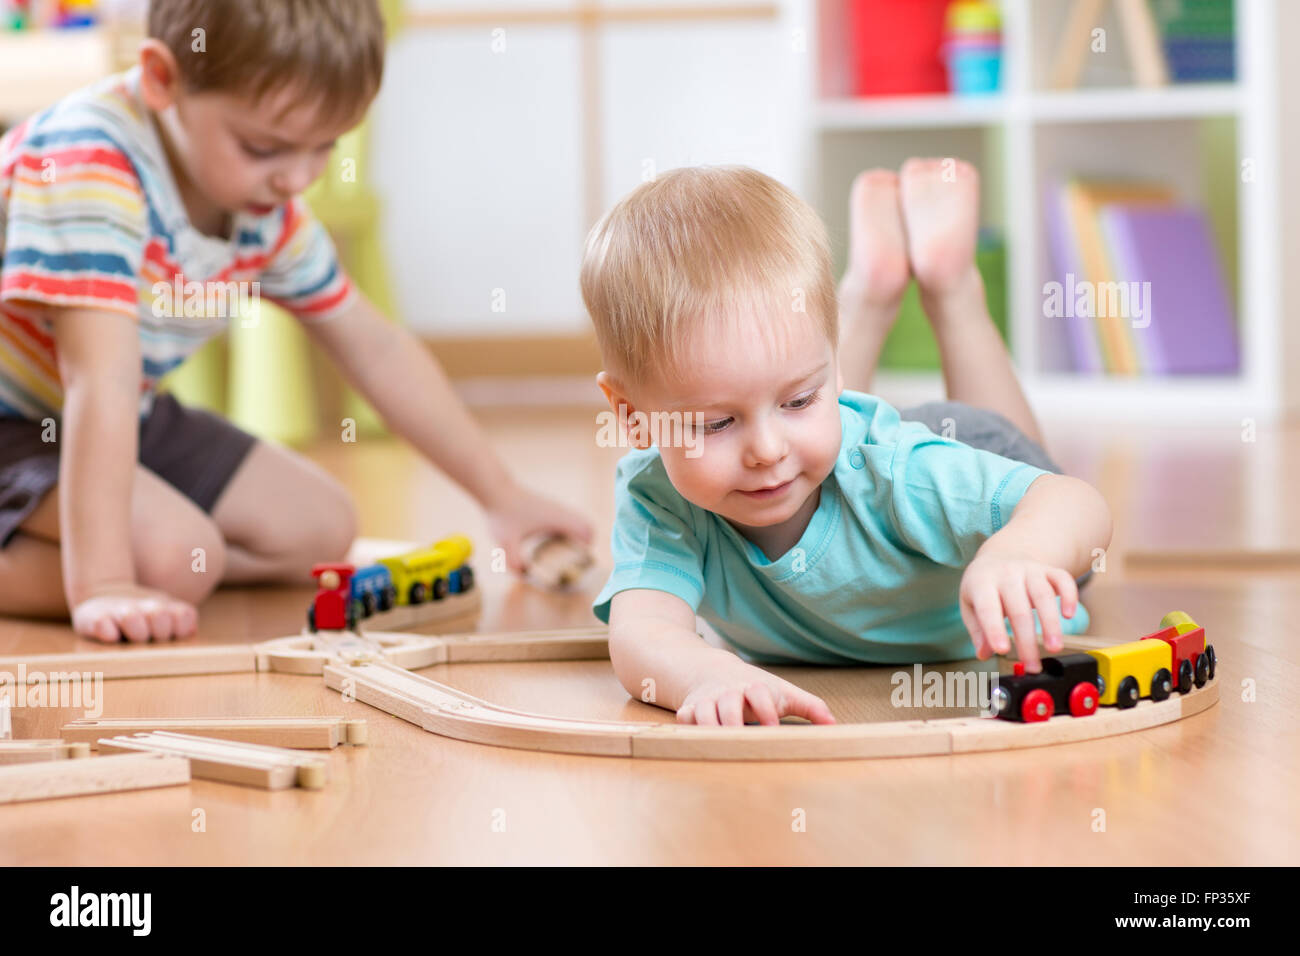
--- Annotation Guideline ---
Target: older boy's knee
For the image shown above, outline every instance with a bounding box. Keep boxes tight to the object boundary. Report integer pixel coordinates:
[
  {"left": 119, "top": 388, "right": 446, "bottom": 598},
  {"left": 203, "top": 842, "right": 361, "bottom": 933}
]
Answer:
[
  {"left": 136, "top": 515, "right": 226, "bottom": 604},
  {"left": 297, "top": 478, "right": 357, "bottom": 565}
]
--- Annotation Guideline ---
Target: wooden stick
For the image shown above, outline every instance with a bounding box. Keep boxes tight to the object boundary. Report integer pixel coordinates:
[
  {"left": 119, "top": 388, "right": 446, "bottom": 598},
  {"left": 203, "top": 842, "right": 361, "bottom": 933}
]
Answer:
[
  {"left": 1115, "top": 0, "right": 1169, "bottom": 86},
  {"left": 0, "top": 644, "right": 256, "bottom": 681},
  {"left": 522, "top": 535, "right": 595, "bottom": 591},
  {"left": 97, "top": 732, "right": 328, "bottom": 790},
  {"left": 1050, "top": 0, "right": 1108, "bottom": 89},
  {"left": 0, "top": 752, "right": 190, "bottom": 804},
  {"left": 324, "top": 658, "right": 1221, "bottom": 761},
  {"left": 0, "top": 739, "right": 91, "bottom": 764},
  {"left": 62, "top": 717, "right": 365, "bottom": 750}
]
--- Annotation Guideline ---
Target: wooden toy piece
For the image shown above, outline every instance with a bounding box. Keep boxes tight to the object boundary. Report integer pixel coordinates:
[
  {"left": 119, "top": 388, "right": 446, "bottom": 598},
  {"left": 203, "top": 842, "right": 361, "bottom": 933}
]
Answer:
[
  {"left": 1086, "top": 639, "right": 1173, "bottom": 707},
  {"left": 61, "top": 716, "right": 365, "bottom": 750},
  {"left": 97, "top": 732, "right": 328, "bottom": 791},
  {"left": 254, "top": 623, "right": 609, "bottom": 674},
  {"left": 990, "top": 654, "right": 1101, "bottom": 723},
  {"left": 0, "top": 739, "right": 91, "bottom": 764},
  {"left": 1049, "top": 0, "right": 1169, "bottom": 89},
  {"left": 253, "top": 630, "right": 447, "bottom": 676},
  {"left": 0, "top": 752, "right": 191, "bottom": 805},
  {"left": 0, "top": 644, "right": 257, "bottom": 681},
  {"left": 435, "top": 625, "right": 610, "bottom": 663},
  {"left": 323, "top": 656, "right": 1220, "bottom": 762},
  {"left": 324, "top": 659, "right": 654, "bottom": 757},
  {"left": 523, "top": 534, "right": 595, "bottom": 591},
  {"left": 0, "top": 694, "right": 9, "bottom": 740},
  {"left": 358, "top": 586, "right": 483, "bottom": 633},
  {"left": 1159, "top": 610, "right": 1200, "bottom": 635}
]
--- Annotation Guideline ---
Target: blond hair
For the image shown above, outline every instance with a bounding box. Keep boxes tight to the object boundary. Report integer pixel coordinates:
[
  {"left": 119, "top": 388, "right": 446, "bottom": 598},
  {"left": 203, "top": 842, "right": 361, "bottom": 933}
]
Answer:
[
  {"left": 148, "top": 0, "right": 385, "bottom": 125},
  {"left": 580, "top": 166, "right": 837, "bottom": 386}
]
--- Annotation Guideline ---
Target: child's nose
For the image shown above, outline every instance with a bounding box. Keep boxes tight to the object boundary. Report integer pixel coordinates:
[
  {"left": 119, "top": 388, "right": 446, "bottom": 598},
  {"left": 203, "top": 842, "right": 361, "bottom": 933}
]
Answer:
[{"left": 744, "top": 421, "right": 787, "bottom": 467}]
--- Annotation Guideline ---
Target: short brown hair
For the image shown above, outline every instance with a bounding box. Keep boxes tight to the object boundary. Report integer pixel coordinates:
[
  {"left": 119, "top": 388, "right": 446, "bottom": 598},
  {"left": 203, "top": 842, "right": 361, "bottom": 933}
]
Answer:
[
  {"left": 581, "top": 166, "right": 837, "bottom": 387},
  {"left": 148, "top": 0, "right": 385, "bottom": 124}
]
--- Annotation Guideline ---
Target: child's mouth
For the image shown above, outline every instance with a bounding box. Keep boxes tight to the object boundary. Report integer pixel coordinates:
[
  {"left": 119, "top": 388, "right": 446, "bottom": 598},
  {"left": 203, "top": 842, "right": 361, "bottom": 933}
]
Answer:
[
  {"left": 738, "top": 478, "right": 795, "bottom": 500},
  {"left": 245, "top": 203, "right": 276, "bottom": 216}
]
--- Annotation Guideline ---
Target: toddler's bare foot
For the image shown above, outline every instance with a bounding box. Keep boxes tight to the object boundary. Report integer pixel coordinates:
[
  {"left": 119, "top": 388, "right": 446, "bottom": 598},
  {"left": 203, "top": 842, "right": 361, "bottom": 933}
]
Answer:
[
  {"left": 838, "top": 170, "right": 911, "bottom": 391},
  {"left": 898, "top": 157, "right": 982, "bottom": 304}
]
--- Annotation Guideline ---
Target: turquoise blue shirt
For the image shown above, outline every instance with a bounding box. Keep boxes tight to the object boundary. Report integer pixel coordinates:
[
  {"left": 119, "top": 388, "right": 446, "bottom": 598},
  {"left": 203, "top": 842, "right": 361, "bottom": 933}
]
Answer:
[{"left": 593, "top": 390, "right": 1090, "bottom": 665}]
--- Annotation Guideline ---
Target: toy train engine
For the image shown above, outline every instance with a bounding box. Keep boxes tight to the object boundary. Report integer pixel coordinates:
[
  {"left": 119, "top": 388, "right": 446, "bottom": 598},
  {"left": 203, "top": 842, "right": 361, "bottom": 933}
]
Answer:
[
  {"left": 350, "top": 563, "right": 397, "bottom": 617},
  {"left": 308, "top": 563, "right": 360, "bottom": 633},
  {"left": 991, "top": 653, "right": 1101, "bottom": 722}
]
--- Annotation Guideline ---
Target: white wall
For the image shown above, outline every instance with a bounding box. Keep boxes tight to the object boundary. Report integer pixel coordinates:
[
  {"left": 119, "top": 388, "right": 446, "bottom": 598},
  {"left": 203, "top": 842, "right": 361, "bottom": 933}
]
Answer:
[{"left": 370, "top": 0, "right": 806, "bottom": 336}]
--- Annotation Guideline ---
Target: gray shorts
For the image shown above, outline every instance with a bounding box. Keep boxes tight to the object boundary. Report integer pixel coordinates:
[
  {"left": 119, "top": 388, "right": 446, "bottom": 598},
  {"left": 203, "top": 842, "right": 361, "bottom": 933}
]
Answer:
[
  {"left": 897, "top": 399, "right": 1063, "bottom": 475},
  {"left": 0, "top": 392, "right": 258, "bottom": 548}
]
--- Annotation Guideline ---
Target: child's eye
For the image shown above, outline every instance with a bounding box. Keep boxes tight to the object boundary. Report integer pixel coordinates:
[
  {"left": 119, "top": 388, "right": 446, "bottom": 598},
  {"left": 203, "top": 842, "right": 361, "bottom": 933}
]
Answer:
[
  {"left": 784, "top": 390, "right": 820, "bottom": 411},
  {"left": 240, "top": 141, "right": 278, "bottom": 159},
  {"left": 699, "top": 417, "right": 733, "bottom": 435}
]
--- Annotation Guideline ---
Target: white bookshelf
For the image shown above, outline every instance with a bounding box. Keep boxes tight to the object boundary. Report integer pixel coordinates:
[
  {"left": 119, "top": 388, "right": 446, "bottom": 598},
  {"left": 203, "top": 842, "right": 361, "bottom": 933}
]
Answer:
[{"left": 797, "top": 0, "right": 1286, "bottom": 423}]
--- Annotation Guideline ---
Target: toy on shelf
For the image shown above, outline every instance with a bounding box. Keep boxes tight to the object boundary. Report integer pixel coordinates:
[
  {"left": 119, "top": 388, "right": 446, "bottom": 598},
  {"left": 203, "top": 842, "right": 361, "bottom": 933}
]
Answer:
[
  {"left": 943, "top": 0, "right": 1002, "bottom": 95},
  {"left": 992, "top": 611, "right": 1216, "bottom": 722},
  {"left": 306, "top": 535, "right": 477, "bottom": 634}
]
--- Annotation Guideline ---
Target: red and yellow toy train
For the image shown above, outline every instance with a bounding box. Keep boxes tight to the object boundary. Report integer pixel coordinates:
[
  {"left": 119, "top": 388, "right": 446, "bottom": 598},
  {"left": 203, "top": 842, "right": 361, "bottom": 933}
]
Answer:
[
  {"left": 991, "top": 611, "right": 1217, "bottom": 722},
  {"left": 307, "top": 536, "right": 475, "bottom": 633}
]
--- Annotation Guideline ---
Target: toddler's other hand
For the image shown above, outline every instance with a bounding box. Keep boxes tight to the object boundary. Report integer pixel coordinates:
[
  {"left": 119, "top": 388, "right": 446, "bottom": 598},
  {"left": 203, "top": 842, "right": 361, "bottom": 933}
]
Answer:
[
  {"left": 959, "top": 553, "right": 1079, "bottom": 673},
  {"left": 678, "top": 662, "right": 836, "bottom": 727},
  {"left": 70, "top": 584, "right": 198, "bottom": 643},
  {"left": 485, "top": 484, "right": 593, "bottom": 573}
]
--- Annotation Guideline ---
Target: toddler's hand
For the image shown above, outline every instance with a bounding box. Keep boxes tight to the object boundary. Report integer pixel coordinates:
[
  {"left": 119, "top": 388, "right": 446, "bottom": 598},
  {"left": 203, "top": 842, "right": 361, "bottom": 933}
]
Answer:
[
  {"left": 678, "top": 662, "right": 836, "bottom": 727},
  {"left": 70, "top": 584, "right": 198, "bottom": 643},
  {"left": 485, "top": 484, "right": 593, "bottom": 573},
  {"left": 959, "top": 553, "right": 1078, "bottom": 673}
]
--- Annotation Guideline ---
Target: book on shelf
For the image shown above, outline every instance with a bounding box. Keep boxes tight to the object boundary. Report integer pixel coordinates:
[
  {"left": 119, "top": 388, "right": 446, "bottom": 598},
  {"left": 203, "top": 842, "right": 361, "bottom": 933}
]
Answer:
[{"left": 1044, "top": 177, "right": 1239, "bottom": 376}]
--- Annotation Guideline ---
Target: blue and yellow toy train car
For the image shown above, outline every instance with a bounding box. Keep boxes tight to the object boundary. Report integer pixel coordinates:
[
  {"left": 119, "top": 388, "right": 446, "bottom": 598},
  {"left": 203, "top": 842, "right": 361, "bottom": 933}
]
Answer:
[
  {"left": 992, "top": 611, "right": 1217, "bottom": 722},
  {"left": 307, "top": 535, "right": 476, "bottom": 633}
]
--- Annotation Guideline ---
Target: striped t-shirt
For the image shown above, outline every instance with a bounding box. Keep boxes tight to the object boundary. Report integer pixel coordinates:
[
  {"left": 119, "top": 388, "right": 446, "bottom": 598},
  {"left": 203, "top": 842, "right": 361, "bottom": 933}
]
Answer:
[{"left": 0, "top": 66, "right": 356, "bottom": 421}]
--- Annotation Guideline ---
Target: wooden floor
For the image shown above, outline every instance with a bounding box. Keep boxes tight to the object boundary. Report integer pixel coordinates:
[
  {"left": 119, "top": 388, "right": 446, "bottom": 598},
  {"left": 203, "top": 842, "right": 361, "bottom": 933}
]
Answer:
[{"left": 1, "top": 403, "right": 1297, "bottom": 865}]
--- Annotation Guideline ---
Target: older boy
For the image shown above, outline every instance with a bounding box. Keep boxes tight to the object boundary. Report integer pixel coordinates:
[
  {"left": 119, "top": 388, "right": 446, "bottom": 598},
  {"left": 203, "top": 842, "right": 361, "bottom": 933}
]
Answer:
[
  {"left": 582, "top": 162, "right": 1111, "bottom": 727},
  {"left": 0, "top": 0, "right": 590, "bottom": 642}
]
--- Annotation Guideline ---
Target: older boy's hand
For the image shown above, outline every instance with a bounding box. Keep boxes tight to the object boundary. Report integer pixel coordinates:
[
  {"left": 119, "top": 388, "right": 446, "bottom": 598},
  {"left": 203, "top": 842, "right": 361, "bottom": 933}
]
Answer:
[
  {"left": 678, "top": 661, "right": 836, "bottom": 727},
  {"left": 71, "top": 584, "right": 198, "bottom": 643},
  {"left": 484, "top": 485, "right": 593, "bottom": 573},
  {"left": 958, "top": 553, "right": 1078, "bottom": 673}
]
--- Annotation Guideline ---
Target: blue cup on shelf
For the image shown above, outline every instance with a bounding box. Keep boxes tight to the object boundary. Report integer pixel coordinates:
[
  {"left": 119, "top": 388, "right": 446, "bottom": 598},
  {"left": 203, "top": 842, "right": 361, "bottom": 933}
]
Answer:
[{"left": 945, "top": 41, "right": 1002, "bottom": 95}]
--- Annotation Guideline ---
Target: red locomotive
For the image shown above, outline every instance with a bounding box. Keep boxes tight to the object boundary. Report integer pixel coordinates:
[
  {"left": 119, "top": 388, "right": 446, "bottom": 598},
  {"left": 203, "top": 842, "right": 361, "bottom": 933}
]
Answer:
[{"left": 308, "top": 563, "right": 359, "bottom": 633}]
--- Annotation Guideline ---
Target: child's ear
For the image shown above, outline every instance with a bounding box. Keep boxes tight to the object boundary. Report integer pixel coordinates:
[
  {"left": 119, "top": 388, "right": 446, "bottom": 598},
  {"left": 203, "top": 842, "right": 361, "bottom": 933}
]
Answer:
[
  {"left": 138, "top": 39, "right": 183, "bottom": 112},
  {"left": 595, "top": 371, "right": 652, "bottom": 450}
]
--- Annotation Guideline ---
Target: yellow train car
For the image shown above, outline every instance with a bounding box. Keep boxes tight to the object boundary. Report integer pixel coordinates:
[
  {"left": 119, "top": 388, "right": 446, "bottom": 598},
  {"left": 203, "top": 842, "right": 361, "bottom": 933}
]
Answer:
[
  {"left": 378, "top": 535, "right": 474, "bottom": 605},
  {"left": 1086, "top": 639, "right": 1173, "bottom": 707}
]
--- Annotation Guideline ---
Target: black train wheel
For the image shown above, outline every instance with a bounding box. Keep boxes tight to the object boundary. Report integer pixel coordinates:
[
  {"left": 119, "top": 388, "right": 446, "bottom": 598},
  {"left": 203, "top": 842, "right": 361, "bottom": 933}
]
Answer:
[
  {"left": 459, "top": 566, "right": 475, "bottom": 591},
  {"left": 1177, "top": 659, "right": 1194, "bottom": 695},
  {"left": 432, "top": 577, "right": 449, "bottom": 601},
  {"left": 380, "top": 586, "right": 396, "bottom": 612},
  {"left": 1150, "top": 668, "right": 1172, "bottom": 702},
  {"left": 409, "top": 582, "right": 426, "bottom": 605},
  {"left": 1205, "top": 645, "right": 1217, "bottom": 679},
  {"left": 361, "top": 592, "right": 376, "bottom": 617},
  {"left": 1194, "top": 653, "right": 1209, "bottom": 688},
  {"left": 1116, "top": 675, "right": 1140, "bottom": 709},
  {"left": 307, "top": 605, "right": 317, "bottom": 633}
]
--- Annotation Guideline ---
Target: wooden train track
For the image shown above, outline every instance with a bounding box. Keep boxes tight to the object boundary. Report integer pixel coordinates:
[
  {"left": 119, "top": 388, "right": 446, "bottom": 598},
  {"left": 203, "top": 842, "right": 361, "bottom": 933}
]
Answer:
[{"left": 0, "top": 607, "right": 1220, "bottom": 765}]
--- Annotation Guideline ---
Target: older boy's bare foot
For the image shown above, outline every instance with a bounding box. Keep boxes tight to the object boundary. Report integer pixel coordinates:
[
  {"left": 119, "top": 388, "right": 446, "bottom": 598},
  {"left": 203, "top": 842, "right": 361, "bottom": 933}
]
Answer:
[
  {"left": 838, "top": 169, "right": 911, "bottom": 392},
  {"left": 899, "top": 156, "right": 982, "bottom": 306}
]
